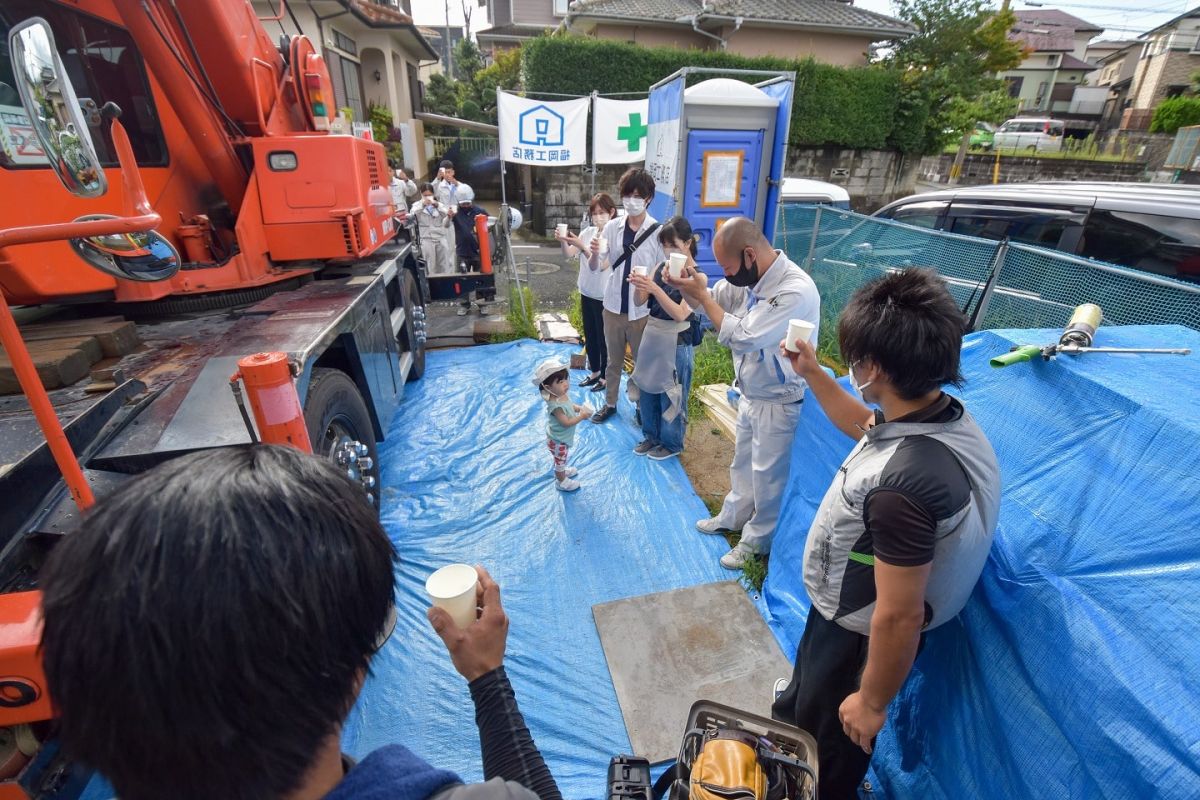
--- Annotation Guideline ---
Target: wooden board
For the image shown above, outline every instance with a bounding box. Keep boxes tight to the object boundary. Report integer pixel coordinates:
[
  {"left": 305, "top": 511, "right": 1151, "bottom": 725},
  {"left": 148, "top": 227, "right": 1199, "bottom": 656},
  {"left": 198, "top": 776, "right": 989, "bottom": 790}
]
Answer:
[
  {"left": 697, "top": 383, "right": 738, "bottom": 442},
  {"left": 19, "top": 319, "right": 140, "bottom": 358},
  {"left": 535, "top": 312, "right": 580, "bottom": 343},
  {"left": 593, "top": 581, "right": 793, "bottom": 763},
  {"left": 0, "top": 347, "right": 91, "bottom": 393}
]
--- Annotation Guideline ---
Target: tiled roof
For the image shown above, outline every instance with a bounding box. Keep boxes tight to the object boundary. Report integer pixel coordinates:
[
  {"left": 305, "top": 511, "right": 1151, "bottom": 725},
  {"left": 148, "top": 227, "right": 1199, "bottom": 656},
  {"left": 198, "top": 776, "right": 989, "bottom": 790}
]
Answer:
[
  {"left": 568, "top": 0, "right": 916, "bottom": 35},
  {"left": 1059, "top": 53, "right": 1096, "bottom": 70},
  {"left": 477, "top": 23, "right": 550, "bottom": 41},
  {"left": 1012, "top": 9, "right": 1102, "bottom": 32}
]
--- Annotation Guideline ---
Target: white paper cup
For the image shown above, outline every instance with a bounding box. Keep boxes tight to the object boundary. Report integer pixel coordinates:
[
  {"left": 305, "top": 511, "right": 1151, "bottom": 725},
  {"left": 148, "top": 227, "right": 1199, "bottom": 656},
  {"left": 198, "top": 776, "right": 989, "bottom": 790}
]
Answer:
[
  {"left": 425, "top": 564, "right": 479, "bottom": 629},
  {"left": 668, "top": 252, "right": 687, "bottom": 279},
  {"left": 597, "top": 236, "right": 609, "bottom": 254},
  {"left": 555, "top": 223, "right": 568, "bottom": 238},
  {"left": 631, "top": 265, "right": 649, "bottom": 277},
  {"left": 785, "top": 319, "right": 816, "bottom": 352}
]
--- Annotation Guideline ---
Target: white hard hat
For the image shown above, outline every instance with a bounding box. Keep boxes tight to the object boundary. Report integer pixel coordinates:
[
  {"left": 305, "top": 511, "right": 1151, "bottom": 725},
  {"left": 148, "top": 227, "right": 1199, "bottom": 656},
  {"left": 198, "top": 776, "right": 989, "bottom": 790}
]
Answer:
[
  {"left": 506, "top": 206, "right": 523, "bottom": 230},
  {"left": 531, "top": 358, "right": 568, "bottom": 392},
  {"left": 456, "top": 184, "right": 475, "bottom": 205}
]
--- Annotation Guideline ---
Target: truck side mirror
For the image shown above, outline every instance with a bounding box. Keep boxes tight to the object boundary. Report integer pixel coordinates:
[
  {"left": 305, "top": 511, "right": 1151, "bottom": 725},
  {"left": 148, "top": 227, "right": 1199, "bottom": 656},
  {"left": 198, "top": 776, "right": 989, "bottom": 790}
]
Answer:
[
  {"left": 68, "top": 215, "right": 181, "bottom": 282},
  {"left": 9, "top": 18, "right": 107, "bottom": 198}
]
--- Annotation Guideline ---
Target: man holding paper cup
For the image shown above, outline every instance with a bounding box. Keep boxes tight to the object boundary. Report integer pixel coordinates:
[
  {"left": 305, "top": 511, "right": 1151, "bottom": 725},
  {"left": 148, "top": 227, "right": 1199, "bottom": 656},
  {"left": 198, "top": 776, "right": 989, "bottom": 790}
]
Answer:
[{"left": 669, "top": 217, "right": 820, "bottom": 570}]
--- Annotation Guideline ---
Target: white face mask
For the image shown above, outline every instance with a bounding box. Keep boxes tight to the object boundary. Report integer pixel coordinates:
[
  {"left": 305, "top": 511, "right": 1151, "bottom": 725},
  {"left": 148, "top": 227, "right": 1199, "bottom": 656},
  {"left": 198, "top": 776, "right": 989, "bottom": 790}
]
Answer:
[
  {"left": 591, "top": 213, "right": 611, "bottom": 229},
  {"left": 622, "top": 197, "right": 646, "bottom": 216},
  {"left": 848, "top": 360, "right": 873, "bottom": 397}
]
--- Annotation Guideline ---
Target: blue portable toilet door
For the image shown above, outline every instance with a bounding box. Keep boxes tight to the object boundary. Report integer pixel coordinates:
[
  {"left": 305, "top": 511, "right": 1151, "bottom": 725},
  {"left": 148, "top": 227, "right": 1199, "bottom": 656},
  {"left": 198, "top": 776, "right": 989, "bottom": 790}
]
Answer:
[{"left": 681, "top": 129, "right": 764, "bottom": 279}]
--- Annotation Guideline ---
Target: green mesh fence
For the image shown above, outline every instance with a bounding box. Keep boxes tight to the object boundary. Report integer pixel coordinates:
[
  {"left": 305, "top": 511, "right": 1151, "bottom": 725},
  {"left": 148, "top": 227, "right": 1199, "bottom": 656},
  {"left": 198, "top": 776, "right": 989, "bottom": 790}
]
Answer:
[{"left": 774, "top": 204, "right": 1200, "bottom": 358}]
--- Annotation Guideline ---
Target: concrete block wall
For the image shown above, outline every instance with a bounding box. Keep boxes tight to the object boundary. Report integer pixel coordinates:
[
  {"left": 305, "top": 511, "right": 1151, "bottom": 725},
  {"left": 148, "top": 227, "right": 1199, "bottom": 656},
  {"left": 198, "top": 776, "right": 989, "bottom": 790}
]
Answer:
[{"left": 917, "top": 153, "right": 1150, "bottom": 185}]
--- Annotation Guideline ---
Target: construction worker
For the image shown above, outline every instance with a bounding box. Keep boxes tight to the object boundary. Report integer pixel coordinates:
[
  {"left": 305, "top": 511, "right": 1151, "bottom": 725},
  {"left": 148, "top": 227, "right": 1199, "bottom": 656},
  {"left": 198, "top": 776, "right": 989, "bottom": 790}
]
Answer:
[
  {"left": 411, "top": 182, "right": 454, "bottom": 276},
  {"left": 38, "top": 446, "right": 562, "bottom": 800},
  {"left": 452, "top": 183, "right": 491, "bottom": 315},
  {"left": 772, "top": 268, "right": 1000, "bottom": 799},
  {"left": 670, "top": 216, "right": 821, "bottom": 569}
]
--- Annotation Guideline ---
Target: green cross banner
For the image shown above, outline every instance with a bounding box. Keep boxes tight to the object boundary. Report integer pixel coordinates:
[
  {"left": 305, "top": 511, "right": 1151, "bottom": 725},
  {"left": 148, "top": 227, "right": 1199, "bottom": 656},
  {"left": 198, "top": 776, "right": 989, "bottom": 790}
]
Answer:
[{"left": 593, "top": 97, "right": 650, "bottom": 164}]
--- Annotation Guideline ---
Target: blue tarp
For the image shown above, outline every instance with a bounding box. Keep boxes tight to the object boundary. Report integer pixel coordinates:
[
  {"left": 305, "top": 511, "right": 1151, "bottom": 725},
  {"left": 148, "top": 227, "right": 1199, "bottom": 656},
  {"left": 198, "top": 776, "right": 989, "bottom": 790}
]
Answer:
[
  {"left": 764, "top": 324, "right": 1200, "bottom": 799},
  {"left": 82, "top": 327, "right": 1200, "bottom": 799}
]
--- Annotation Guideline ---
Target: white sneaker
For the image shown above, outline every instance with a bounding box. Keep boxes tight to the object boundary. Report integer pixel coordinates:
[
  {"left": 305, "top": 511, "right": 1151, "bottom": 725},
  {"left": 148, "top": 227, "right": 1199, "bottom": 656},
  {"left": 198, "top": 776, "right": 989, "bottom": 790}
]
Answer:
[
  {"left": 773, "top": 678, "right": 790, "bottom": 701},
  {"left": 561, "top": 467, "right": 578, "bottom": 478},
  {"left": 720, "top": 546, "right": 755, "bottom": 570},
  {"left": 556, "top": 477, "right": 580, "bottom": 492},
  {"left": 695, "top": 517, "right": 730, "bottom": 534}
]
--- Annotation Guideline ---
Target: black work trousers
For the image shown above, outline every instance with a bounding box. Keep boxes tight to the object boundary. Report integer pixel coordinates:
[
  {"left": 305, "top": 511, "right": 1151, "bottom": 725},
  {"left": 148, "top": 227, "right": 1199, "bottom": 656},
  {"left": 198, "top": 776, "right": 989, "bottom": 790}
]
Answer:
[
  {"left": 771, "top": 606, "right": 872, "bottom": 800},
  {"left": 580, "top": 294, "right": 607, "bottom": 376}
]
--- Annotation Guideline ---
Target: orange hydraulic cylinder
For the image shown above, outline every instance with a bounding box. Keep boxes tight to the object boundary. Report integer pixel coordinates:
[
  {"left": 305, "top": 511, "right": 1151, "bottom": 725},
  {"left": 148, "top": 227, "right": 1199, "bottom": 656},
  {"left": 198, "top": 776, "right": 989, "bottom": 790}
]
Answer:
[
  {"left": 475, "top": 214, "right": 492, "bottom": 274},
  {"left": 233, "top": 353, "right": 313, "bottom": 452},
  {"left": 0, "top": 300, "right": 93, "bottom": 510}
]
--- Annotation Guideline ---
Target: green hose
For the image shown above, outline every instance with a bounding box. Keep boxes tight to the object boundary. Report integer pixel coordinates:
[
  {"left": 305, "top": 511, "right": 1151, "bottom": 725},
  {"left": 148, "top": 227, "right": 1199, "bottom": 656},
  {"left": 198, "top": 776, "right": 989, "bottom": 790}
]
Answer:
[{"left": 990, "top": 344, "right": 1043, "bottom": 368}]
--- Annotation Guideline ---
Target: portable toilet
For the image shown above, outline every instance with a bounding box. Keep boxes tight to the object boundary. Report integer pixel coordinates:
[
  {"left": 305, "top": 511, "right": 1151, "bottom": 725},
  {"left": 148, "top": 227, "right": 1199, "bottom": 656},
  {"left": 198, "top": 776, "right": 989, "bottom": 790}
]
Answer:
[{"left": 678, "top": 79, "right": 780, "bottom": 276}]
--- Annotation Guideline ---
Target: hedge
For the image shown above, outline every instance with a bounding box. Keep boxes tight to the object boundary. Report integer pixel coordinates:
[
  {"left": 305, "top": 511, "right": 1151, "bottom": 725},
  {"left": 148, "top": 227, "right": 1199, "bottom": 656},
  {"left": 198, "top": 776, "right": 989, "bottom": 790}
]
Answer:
[
  {"left": 1149, "top": 96, "right": 1200, "bottom": 135},
  {"left": 522, "top": 35, "right": 928, "bottom": 154}
]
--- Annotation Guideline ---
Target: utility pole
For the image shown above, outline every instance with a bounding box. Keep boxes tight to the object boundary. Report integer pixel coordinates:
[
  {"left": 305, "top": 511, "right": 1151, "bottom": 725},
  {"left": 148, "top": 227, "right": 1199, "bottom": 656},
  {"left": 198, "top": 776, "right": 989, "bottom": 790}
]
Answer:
[
  {"left": 445, "top": 0, "right": 455, "bottom": 78},
  {"left": 949, "top": 0, "right": 1012, "bottom": 186}
]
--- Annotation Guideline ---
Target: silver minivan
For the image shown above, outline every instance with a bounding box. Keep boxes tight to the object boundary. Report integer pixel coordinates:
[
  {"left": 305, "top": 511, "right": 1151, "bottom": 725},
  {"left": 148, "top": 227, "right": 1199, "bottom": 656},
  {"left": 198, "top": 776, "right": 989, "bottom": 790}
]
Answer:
[
  {"left": 993, "top": 117, "right": 1065, "bottom": 152},
  {"left": 874, "top": 181, "right": 1200, "bottom": 284}
]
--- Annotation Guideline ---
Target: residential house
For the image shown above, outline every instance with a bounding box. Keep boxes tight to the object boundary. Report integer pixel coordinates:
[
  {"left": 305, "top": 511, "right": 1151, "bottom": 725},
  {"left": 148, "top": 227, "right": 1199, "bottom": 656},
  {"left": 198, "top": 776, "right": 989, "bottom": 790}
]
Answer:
[
  {"left": 999, "top": 10, "right": 1102, "bottom": 116},
  {"left": 477, "top": 0, "right": 563, "bottom": 53},
  {"left": 251, "top": 0, "right": 437, "bottom": 132},
  {"left": 1121, "top": 7, "right": 1200, "bottom": 130},
  {"left": 560, "top": 0, "right": 916, "bottom": 67},
  {"left": 477, "top": 0, "right": 915, "bottom": 65},
  {"left": 418, "top": 25, "right": 467, "bottom": 80},
  {"left": 1092, "top": 41, "right": 1140, "bottom": 131}
]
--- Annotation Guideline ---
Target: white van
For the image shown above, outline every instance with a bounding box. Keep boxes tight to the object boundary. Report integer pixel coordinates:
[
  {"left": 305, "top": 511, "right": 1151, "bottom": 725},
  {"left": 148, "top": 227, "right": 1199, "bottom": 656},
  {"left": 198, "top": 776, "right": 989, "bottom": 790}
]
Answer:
[{"left": 993, "top": 118, "right": 1065, "bottom": 153}]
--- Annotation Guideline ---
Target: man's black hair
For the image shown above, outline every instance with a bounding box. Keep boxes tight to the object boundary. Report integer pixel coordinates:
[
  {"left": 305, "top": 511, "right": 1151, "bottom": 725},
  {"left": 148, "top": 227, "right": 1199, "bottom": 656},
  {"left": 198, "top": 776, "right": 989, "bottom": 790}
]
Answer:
[
  {"left": 440, "top": 159, "right": 455, "bottom": 169},
  {"left": 419, "top": 181, "right": 436, "bottom": 194},
  {"left": 618, "top": 168, "right": 655, "bottom": 201},
  {"left": 39, "top": 445, "right": 397, "bottom": 800},
  {"left": 838, "top": 268, "right": 966, "bottom": 400}
]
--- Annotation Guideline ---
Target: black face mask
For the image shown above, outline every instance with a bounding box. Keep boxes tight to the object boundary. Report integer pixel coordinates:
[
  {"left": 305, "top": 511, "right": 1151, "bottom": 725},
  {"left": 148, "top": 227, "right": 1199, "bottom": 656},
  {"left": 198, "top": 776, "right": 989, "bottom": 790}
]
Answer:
[{"left": 725, "top": 250, "right": 760, "bottom": 287}]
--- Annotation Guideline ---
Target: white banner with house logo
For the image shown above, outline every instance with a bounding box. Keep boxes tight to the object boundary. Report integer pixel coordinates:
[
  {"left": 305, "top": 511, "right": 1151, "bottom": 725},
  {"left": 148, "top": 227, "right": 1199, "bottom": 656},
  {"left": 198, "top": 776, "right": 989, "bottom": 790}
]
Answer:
[
  {"left": 498, "top": 91, "right": 589, "bottom": 166},
  {"left": 592, "top": 97, "right": 650, "bottom": 164}
]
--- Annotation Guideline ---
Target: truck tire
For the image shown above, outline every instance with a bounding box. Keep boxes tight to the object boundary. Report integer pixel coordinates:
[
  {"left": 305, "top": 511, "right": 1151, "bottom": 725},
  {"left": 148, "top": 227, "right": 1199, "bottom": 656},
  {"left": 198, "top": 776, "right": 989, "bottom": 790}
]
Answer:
[
  {"left": 399, "top": 268, "right": 426, "bottom": 381},
  {"left": 304, "top": 368, "right": 380, "bottom": 509}
]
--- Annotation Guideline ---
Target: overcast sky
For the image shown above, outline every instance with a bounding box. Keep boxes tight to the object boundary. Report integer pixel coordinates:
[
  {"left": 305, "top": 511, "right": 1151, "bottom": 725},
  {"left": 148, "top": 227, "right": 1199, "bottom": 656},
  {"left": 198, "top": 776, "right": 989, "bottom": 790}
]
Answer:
[{"left": 414, "top": 1, "right": 1192, "bottom": 42}]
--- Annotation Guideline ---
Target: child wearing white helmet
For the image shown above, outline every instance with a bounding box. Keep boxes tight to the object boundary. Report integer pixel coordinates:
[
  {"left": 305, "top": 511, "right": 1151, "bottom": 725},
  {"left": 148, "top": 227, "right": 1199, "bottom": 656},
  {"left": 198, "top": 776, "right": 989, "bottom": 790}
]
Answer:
[{"left": 533, "top": 358, "right": 592, "bottom": 492}]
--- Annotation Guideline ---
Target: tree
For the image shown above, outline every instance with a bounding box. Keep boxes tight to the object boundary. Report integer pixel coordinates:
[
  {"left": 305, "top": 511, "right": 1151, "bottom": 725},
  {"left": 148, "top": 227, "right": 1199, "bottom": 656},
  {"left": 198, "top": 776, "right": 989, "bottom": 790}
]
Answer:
[
  {"left": 881, "top": 0, "right": 1023, "bottom": 154},
  {"left": 1150, "top": 96, "right": 1200, "bottom": 134},
  {"left": 453, "top": 38, "right": 484, "bottom": 83}
]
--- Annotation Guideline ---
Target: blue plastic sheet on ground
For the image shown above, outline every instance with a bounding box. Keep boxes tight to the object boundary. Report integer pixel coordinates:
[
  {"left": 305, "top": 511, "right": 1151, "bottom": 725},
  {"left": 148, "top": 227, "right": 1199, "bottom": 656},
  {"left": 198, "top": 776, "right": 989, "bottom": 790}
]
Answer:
[
  {"left": 763, "top": 324, "right": 1200, "bottom": 799},
  {"left": 342, "top": 340, "right": 731, "bottom": 797}
]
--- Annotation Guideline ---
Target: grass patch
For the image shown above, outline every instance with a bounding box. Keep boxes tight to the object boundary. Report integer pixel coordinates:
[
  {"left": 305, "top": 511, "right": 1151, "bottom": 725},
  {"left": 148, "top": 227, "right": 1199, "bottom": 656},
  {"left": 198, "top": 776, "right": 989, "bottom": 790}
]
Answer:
[
  {"left": 567, "top": 289, "right": 584, "bottom": 335},
  {"left": 723, "top": 532, "right": 768, "bottom": 593},
  {"left": 689, "top": 332, "right": 735, "bottom": 417},
  {"left": 490, "top": 284, "right": 539, "bottom": 343}
]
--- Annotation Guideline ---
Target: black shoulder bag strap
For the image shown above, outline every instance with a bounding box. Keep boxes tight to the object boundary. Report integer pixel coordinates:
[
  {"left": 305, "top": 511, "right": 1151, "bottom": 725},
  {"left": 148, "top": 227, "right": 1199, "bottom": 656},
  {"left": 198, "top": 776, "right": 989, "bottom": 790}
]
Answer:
[{"left": 610, "top": 222, "right": 661, "bottom": 275}]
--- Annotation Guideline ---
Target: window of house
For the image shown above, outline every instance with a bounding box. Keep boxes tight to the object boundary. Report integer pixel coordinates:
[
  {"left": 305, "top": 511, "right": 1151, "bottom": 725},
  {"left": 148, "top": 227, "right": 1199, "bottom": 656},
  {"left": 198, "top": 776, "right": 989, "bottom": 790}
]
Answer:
[
  {"left": 1007, "top": 76, "right": 1024, "bottom": 98},
  {"left": 339, "top": 57, "right": 364, "bottom": 122},
  {"left": 1166, "top": 84, "right": 1188, "bottom": 98},
  {"left": 0, "top": 2, "right": 167, "bottom": 169},
  {"left": 332, "top": 28, "right": 358, "bottom": 56},
  {"left": 1081, "top": 210, "right": 1200, "bottom": 283},
  {"left": 553, "top": 0, "right": 571, "bottom": 15}
]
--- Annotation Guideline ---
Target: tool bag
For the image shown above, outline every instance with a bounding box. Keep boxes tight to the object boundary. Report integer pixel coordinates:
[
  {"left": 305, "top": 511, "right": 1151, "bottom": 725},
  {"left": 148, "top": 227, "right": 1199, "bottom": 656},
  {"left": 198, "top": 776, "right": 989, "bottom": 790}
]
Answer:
[{"left": 651, "top": 727, "right": 815, "bottom": 800}]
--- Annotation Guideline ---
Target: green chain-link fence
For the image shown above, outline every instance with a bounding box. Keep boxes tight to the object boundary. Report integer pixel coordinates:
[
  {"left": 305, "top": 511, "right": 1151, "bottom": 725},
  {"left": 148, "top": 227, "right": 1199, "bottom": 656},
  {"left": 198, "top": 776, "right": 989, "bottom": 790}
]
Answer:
[{"left": 775, "top": 204, "right": 1200, "bottom": 358}]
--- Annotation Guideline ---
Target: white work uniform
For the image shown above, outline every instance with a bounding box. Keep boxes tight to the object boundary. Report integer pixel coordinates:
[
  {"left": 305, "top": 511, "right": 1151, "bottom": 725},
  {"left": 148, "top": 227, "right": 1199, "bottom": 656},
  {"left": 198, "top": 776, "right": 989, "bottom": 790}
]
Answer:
[
  {"left": 432, "top": 178, "right": 459, "bottom": 257},
  {"left": 410, "top": 199, "right": 454, "bottom": 275},
  {"left": 708, "top": 250, "right": 821, "bottom": 555},
  {"left": 390, "top": 176, "right": 418, "bottom": 210}
]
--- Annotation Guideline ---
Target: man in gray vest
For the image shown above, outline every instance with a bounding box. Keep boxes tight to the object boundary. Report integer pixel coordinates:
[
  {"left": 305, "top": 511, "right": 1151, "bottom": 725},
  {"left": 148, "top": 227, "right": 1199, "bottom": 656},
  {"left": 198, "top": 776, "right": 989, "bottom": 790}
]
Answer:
[{"left": 773, "top": 268, "right": 1001, "bottom": 799}]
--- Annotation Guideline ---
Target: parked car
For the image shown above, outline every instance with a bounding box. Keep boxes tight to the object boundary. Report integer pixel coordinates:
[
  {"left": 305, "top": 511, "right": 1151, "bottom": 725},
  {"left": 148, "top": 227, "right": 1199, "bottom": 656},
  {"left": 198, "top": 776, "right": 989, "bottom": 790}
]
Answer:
[
  {"left": 780, "top": 177, "right": 851, "bottom": 209},
  {"left": 874, "top": 182, "right": 1200, "bottom": 284},
  {"left": 993, "top": 118, "right": 1065, "bottom": 153},
  {"left": 971, "top": 122, "right": 996, "bottom": 150}
]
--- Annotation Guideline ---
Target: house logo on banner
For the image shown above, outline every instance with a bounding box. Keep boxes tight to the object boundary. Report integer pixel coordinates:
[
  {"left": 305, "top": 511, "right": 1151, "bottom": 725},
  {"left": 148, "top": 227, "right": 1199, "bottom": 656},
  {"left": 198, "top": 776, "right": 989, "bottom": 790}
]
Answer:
[{"left": 498, "top": 90, "right": 588, "bottom": 166}]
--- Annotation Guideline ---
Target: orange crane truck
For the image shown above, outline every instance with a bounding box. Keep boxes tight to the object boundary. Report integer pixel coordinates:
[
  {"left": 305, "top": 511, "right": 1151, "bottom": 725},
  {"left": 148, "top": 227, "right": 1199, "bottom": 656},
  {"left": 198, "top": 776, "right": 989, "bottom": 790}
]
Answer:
[{"left": 0, "top": 3, "right": 435, "bottom": 796}]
